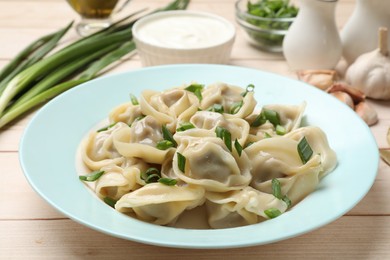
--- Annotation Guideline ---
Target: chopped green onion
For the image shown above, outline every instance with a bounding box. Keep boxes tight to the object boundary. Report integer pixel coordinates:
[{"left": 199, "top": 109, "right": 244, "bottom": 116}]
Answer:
[
  {"left": 264, "top": 208, "right": 282, "bottom": 219},
  {"left": 276, "top": 125, "right": 286, "bottom": 135},
  {"left": 177, "top": 152, "right": 186, "bottom": 172},
  {"left": 251, "top": 108, "right": 281, "bottom": 128},
  {"left": 158, "top": 178, "right": 177, "bottom": 186},
  {"left": 103, "top": 197, "right": 117, "bottom": 208},
  {"left": 251, "top": 113, "right": 267, "bottom": 127},
  {"left": 297, "top": 136, "right": 313, "bottom": 164},
  {"left": 156, "top": 140, "right": 174, "bottom": 150},
  {"left": 185, "top": 83, "right": 204, "bottom": 101},
  {"left": 271, "top": 178, "right": 282, "bottom": 199},
  {"left": 215, "top": 126, "right": 225, "bottom": 139},
  {"left": 264, "top": 132, "right": 272, "bottom": 138},
  {"left": 234, "top": 139, "right": 243, "bottom": 156},
  {"left": 162, "top": 125, "right": 177, "bottom": 147},
  {"left": 282, "top": 195, "right": 292, "bottom": 208},
  {"left": 140, "top": 167, "right": 161, "bottom": 183},
  {"left": 97, "top": 122, "right": 117, "bottom": 132},
  {"left": 215, "top": 126, "right": 232, "bottom": 152},
  {"left": 241, "top": 84, "right": 255, "bottom": 97},
  {"left": 145, "top": 174, "right": 160, "bottom": 183},
  {"left": 79, "top": 170, "right": 105, "bottom": 182},
  {"left": 207, "top": 104, "right": 224, "bottom": 113},
  {"left": 230, "top": 100, "right": 243, "bottom": 114},
  {"left": 263, "top": 109, "right": 280, "bottom": 126},
  {"left": 176, "top": 122, "right": 195, "bottom": 132},
  {"left": 130, "top": 93, "right": 139, "bottom": 105}
]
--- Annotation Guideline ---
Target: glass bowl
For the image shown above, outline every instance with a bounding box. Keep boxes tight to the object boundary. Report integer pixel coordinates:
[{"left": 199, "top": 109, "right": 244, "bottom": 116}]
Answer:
[{"left": 235, "top": 0, "right": 295, "bottom": 52}]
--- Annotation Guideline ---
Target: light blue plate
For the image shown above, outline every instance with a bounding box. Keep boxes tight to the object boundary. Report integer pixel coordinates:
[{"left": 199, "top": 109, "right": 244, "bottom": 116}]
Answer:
[{"left": 20, "top": 64, "right": 379, "bottom": 248}]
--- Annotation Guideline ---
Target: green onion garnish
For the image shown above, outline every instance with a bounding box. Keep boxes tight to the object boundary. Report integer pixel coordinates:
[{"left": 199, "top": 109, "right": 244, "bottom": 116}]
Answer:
[
  {"left": 297, "top": 136, "right": 313, "bottom": 164},
  {"left": 207, "top": 104, "right": 224, "bottom": 113},
  {"left": 162, "top": 125, "right": 177, "bottom": 147},
  {"left": 215, "top": 126, "right": 232, "bottom": 152},
  {"left": 185, "top": 83, "right": 204, "bottom": 101},
  {"left": 176, "top": 122, "right": 195, "bottom": 132},
  {"left": 145, "top": 174, "right": 160, "bottom": 184},
  {"left": 177, "top": 152, "right": 186, "bottom": 172},
  {"left": 79, "top": 170, "right": 105, "bottom": 182},
  {"left": 129, "top": 93, "right": 139, "bottom": 105},
  {"left": 97, "top": 122, "right": 117, "bottom": 132},
  {"left": 241, "top": 84, "right": 255, "bottom": 97},
  {"left": 234, "top": 139, "right": 243, "bottom": 156},
  {"left": 264, "top": 132, "right": 272, "bottom": 138},
  {"left": 251, "top": 113, "right": 267, "bottom": 127},
  {"left": 271, "top": 178, "right": 282, "bottom": 199},
  {"left": 158, "top": 178, "right": 177, "bottom": 186},
  {"left": 140, "top": 167, "right": 161, "bottom": 183},
  {"left": 282, "top": 195, "right": 292, "bottom": 208},
  {"left": 276, "top": 125, "right": 286, "bottom": 135},
  {"left": 103, "top": 197, "right": 117, "bottom": 208},
  {"left": 263, "top": 109, "right": 280, "bottom": 126},
  {"left": 264, "top": 208, "right": 282, "bottom": 219},
  {"left": 156, "top": 140, "right": 174, "bottom": 150},
  {"left": 230, "top": 100, "right": 243, "bottom": 114}
]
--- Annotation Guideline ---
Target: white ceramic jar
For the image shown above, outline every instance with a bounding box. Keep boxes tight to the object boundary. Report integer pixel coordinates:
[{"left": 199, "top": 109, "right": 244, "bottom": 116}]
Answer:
[
  {"left": 341, "top": 0, "right": 390, "bottom": 64},
  {"left": 282, "top": 0, "right": 342, "bottom": 70}
]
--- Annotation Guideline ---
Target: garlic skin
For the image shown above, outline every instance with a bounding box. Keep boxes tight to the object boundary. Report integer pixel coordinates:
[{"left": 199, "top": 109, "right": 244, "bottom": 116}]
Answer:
[
  {"left": 345, "top": 49, "right": 390, "bottom": 100},
  {"left": 355, "top": 102, "right": 378, "bottom": 126},
  {"left": 330, "top": 91, "right": 354, "bottom": 109}
]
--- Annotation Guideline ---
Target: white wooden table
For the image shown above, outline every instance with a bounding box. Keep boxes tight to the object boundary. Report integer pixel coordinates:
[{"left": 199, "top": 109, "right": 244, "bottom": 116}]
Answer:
[{"left": 1, "top": 0, "right": 390, "bottom": 258}]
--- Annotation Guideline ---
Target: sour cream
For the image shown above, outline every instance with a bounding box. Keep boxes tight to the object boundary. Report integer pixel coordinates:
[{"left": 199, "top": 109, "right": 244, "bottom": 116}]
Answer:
[{"left": 134, "top": 12, "right": 235, "bottom": 49}]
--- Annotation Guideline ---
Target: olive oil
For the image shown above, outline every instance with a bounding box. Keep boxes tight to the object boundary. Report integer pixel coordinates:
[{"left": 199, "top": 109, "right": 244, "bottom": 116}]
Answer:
[{"left": 67, "top": 0, "right": 119, "bottom": 19}]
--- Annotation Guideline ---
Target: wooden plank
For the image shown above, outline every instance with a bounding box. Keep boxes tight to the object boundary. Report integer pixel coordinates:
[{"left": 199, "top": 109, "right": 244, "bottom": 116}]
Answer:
[{"left": 1, "top": 215, "right": 389, "bottom": 259}]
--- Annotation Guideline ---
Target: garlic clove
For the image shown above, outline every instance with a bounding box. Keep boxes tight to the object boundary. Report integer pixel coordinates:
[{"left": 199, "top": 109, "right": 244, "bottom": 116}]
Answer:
[
  {"left": 330, "top": 91, "right": 354, "bottom": 109},
  {"left": 354, "top": 102, "right": 378, "bottom": 126},
  {"left": 297, "top": 70, "right": 337, "bottom": 90},
  {"left": 326, "top": 82, "right": 365, "bottom": 104},
  {"left": 379, "top": 148, "right": 390, "bottom": 166}
]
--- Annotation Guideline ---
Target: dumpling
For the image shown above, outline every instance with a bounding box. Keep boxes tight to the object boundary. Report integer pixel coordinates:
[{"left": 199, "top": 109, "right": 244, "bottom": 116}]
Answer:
[
  {"left": 140, "top": 87, "right": 199, "bottom": 131},
  {"left": 187, "top": 111, "right": 250, "bottom": 145},
  {"left": 206, "top": 186, "right": 288, "bottom": 229},
  {"left": 108, "top": 102, "right": 143, "bottom": 126},
  {"left": 247, "top": 102, "right": 306, "bottom": 140},
  {"left": 284, "top": 126, "right": 337, "bottom": 178},
  {"left": 128, "top": 115, "right": 163, "bottom": 146},
  {"left": 200, "top": 82, "right": 257, "bottom": 119},
  {"left": 115, "top": 183, "right": 205, "bottom": 225},
  {"left": 113, "top": 126, "right": 175, "bottom": 164},
  {"left": 171, "top": 136, "right": 252, "bottom": 192},
  {"left": 95, "top": 164, "right": 141, "bottom": 200},
  {"left": 81, "top": 122, "right": 128, "bottom": 170}
]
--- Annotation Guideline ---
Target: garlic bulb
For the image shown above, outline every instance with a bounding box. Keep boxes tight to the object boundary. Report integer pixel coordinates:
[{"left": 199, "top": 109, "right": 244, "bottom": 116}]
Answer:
[{"left": 345, "top": 27, "right": 390, "bottom": 100}]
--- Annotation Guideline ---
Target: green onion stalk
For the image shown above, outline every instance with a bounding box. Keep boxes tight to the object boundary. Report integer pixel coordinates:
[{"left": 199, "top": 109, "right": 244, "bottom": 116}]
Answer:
[{"left": 0, "top": 0, "right": 190, "bottom": 129}]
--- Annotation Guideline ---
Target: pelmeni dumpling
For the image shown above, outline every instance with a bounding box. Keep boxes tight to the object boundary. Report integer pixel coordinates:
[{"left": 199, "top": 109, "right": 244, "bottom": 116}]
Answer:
[
  {"left": 140, "top": 87, "right": 199, "bottom": 131},
  {"left": 284, "top": 126, "right": 337, "bottom": 178},
  {"left": 246, "top": 102, "right": 306, "bottom": 140},
  {"left": 81, "top": 122, "right": 128, "bottom": 170},
  {"left": 172, "top": 136, "right": 252, "bottom": 192},
  {"left": 187, "top": 111, "right": 250, "bottom": 145},
  {"left": 115, "top": 183, "right": 205, "bottom": 225},
  {"left": 95, "top": 164, "right": 141, "bottom": 200},
  {"left": 113, "top": 126, "right": 175, "bottom": 164},
  {"left": 108, "top": 102, "right": 143, "bottom": 126},
  {"left": 200, "top": 82, "right": 257, "bottom": 119},
  {"left": 206, "top": 186, "right": 288, "bottom": 228}
]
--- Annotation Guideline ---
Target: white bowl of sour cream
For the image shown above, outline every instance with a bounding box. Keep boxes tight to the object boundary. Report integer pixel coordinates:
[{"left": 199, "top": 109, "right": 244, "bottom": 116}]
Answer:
[{"left": 132, "top": 10, "right": 236, "bottom": 66}]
